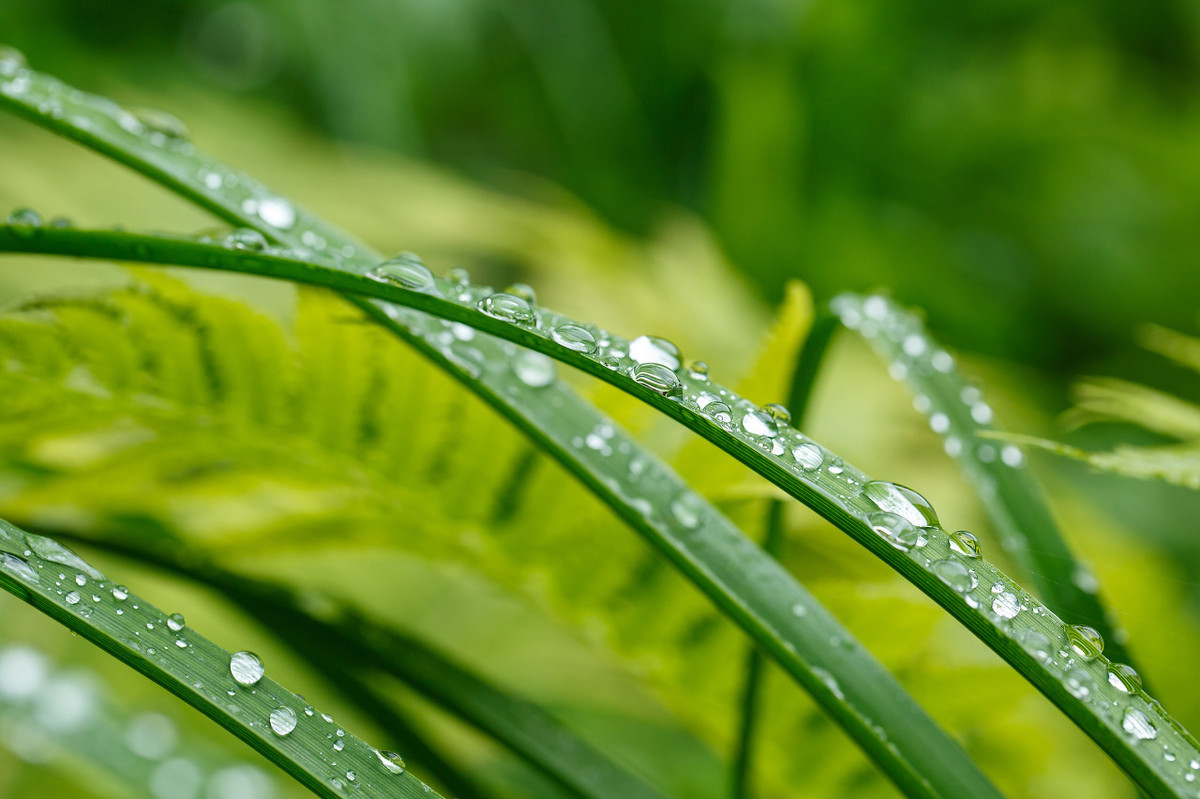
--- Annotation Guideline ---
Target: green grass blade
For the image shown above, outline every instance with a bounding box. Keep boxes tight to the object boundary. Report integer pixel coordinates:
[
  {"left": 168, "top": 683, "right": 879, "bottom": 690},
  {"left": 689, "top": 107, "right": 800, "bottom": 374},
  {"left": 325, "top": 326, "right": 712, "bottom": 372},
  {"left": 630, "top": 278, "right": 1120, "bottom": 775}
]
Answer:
[
  {"left": 0, "top": 64, "right": 1004, "bottom": 798},
  {"left": 828, "top": 293, "right": 1135, "bottom": 668},
  {"left": 30, "top": 524, "right": 669, "bottom": 799},
  {"left": 0, "top": 519, "right": 444, "bottom": 799},
  {"left": 4, "top": 225, "right": 1197, "bottom": 797}
]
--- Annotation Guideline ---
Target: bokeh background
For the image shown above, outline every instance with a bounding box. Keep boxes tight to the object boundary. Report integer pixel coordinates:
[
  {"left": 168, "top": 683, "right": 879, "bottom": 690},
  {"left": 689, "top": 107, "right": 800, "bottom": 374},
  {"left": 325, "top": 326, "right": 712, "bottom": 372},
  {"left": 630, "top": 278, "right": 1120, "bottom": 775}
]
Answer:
[{"left": 2, "top": 2, "right": 1200, "bottom": 798}]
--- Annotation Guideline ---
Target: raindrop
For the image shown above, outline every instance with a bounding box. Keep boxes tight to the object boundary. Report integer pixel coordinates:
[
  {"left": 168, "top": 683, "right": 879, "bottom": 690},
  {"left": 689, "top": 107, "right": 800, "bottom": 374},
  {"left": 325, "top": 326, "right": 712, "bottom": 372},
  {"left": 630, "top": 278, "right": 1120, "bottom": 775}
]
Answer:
[
  {"left": 7, "top": 208, "right": 41, "bottom": 235},
  {"left": 628, "top": 335, "right": 682, "bottom": 371},
  {"left": 931, "top": 559, "right": 977, "bottom": 593},
  {"left": 1064, "top": 668, "right": 1094, "bottom": 699},
  {"left": 74, "top": 574, "right": 86, "bottom": 587},
  {"left": 65, "top": 591, "right": 81, "bottom": 605},
  {"left": 505, "top": 282, "right": 537, "bottom": 303},
  {"left": 478, "top": 293, "right": 536, "bottom": 325},
  {"left": 112, "top": 585, "right": 129, "bottom": 600},
  {"left": 230, "top": 652, "right": 264, "bottom": 687},
  {"left": 167, "top": 613, "right": 186, "bottom": 633},
  {"left": 1066, "top": 625, "right": 1104, "bottom": 660},
  {"left": 931, "top": 350, "right": 955, "bottom": 372},
  {"left": 948, "top": 530, "right": 981, "bottom": 558},
  {"left": 902, "top": 334, "right": 927, "bottom": 357},
  {"left": 702, "top": 401, "right": 733, "bottom": 428},
  {"left": 0, "top": 553, "right": 38, "bottom": 583},
  {"left": 630, "top": 363, "right": 681, "bottom": 397},
  {"left": 1015, "top": 628, "right": 1052, "bottom": 662},
  {"left": 49, "top": 217, "right": 73, "bottom": 229},
  {"left": 991, "top": 592, "right": 1020, "bottom": 620},
  {"left": 1107, "top": 663, "right": 1142, "bottom": 694},
  {"left": 346, "top": 770, "right": 356, "bottom": 782},
  {"left": 0, "top": 46, "right": 26, "bottom": 78},
  {"left": 551, "top": 323, "right": 597, "bottom": 354},
  {"left": 1001, "top": 444, "right": 1025, "bottom": 467},
  {"left": 1122, "top": 709, "right": 1158, "bottom": 741},
  {"left": 741, "top": 409, "right": 778, "bottom": 438},
  {"left": 792, "top": 442, "right": 824, "bottom": 470},
  {"left": 861, "top": 481, "right": 939, "bottom": 528},
  {"left": 333, "top": 739, "right": 344, "bottom": 752},
  {"left": 256, "top": 196, "right": 296, "bottom": 229},
  {"left": 376, "top": 749, "right": 406, "bottom": 775},
  {"left": 131, "top": 107, "right": 191, "bottom": 142},
  {"left": 670, "top": 492, "right": 705, "bottom": 529},
  {"left": 369, "top": 254, "right": 435, "bottom": 292},
  {"left": 512, "top": 351, "right": 556, "bottom": 388},
  {"left": 224, "top": 228, "right": 267, "bottom": 252},
  {"left": 762, "top": 403, "right": 791, "bottom": 426},
  {"left": 269, "top": 706, "right": 297, "bottom": 737},
  {"left": 930, "top": 412, "right": 950, "bottom": 433},
  {"left": 688, "top": 360, "right": 710, "bottom": 380},
  {"left": 866, "top": 511, "right": 926, "bottom": 551}
]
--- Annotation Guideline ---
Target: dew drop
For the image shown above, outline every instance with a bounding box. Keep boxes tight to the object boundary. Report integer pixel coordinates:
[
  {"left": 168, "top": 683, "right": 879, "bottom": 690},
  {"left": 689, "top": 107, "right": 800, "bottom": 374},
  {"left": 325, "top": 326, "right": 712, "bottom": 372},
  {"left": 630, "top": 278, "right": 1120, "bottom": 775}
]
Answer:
[
  {"left": 1015, "top": 628, "right": 1052, "bottom": 662},
  {"left": 1066, "top": 625, "right": 1104, "bottom": 660},
  {"left": 948, "top": 530, "right": 981, "bottom": 558},
  {"left": 762, "top": 403, "right": 791, "bottom": 426},
  {"left": 7, "top": 208, "right": 41, "bottom": 235},
  {"left": 74, "top": 574, "right": 86, "bottom": 587},
  {"left": 1122, "top": 709, "right": 1158, "bottom": 741},
  {"left": 0, "top": 46, "right": 26, "bottom": 78},
  {"left": 931, "top": 559, "right": 977, "bottom": 593},
  {"left": 333, "top": 739, "right": 345, "bottom": 752},
  {"left": 1000, "top": 444, "right": 1025, "bottom": 468},
  {"left": 112, "top": 585, "right": 129, "bottom": 601},
  {"left": 224, "top": 228, "right": 268, "bottom": 252},
  {"left": 504, "top": 282, "right": 536, "bottom": 303},
  {"left": 131, "top": 107, "right": 191, "bottom": 142},
  {"left": 230, "top": 652, "right": 264, "bottom": 687},
  {"left": 991, "top": 592, "right": 1020, "bottom": 620},
  {"left": 551, "top": 323, "right": 597, "bottom": 354},
  {"left": 478, "top": 293, "right": 536, "bottom": 325},
  {"left": 670, "top": 492, "right": 705, "bottom": 529},
  {"left": 628, "top": 335, "right": 682, "bottom": 371},
  {"left": 861, "top": 481, "right": 939, "bottom": 528},
  {"left": 741, "top": 409, "right": 778, "bottom": 438},
  {"left": 369, "top": 254, "right": 435, "bottom": 292},
  {"left": 702, "top": 400, "right": 733, "bottom": 428},
  {"left": 167, "top": 613, "right": 186, "bottom": 633},
  {"left": 688, "top": 360, "right": 710, "bottom": 380},
  {"left": 376, "top": 749, "right": 406, "bottom": 774},
  {"left": 1064, "top": 668, "right": 1094, "bottom": 699},
  {"left": 346, "top": 770, "right": 356, "bottom": 782},
  {"left": 792, "top": 442, "right": 824, "bottom": 470},
  {"left": 256, "top": 196, "right": 296, "bottom": 229},
  {"left": 0, "top": 552, "right": 38, "bottom": 583},
  {"left": 630, "top": 363, "right": 681, "bottom": 397},
  {"left": 1107, "top": 663, "right": 1142, "bottom": 694},
  {"left": 65, "top": 590, "right": 81, "bottom": 605},
  {"left": 512, "top": 351, "right": 557, "bottom": 388},
  {"left": 270, "top": 706, "right": 298, "bottom": 737},
  {"left": 866, "top": 511, "right": 926, "bottom": 552}
]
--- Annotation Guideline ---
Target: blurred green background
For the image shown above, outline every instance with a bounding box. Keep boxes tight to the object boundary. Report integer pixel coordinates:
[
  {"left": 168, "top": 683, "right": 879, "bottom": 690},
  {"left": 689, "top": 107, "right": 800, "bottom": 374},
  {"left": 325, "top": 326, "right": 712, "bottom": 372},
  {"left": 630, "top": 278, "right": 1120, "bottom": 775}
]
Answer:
[{"left": 3, "top": 2, "right": 1200, "bottom": 798}]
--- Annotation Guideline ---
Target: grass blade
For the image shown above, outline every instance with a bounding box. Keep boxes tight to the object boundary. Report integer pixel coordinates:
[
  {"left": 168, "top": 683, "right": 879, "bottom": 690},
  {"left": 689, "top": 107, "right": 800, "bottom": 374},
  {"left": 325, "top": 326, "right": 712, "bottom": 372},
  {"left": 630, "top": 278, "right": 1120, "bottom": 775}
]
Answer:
[
  {"left": 828, "top": 293, "right": 1135, "bottom": 668},
  {"left": 4, "top": 225, "right": 1197, "bottom": 796},
  {"left": 0, "top": 519, "right": 444, "bottom": 799},
  {"left": 0, "top": 62, "right": 1004, "bottom": 798}
]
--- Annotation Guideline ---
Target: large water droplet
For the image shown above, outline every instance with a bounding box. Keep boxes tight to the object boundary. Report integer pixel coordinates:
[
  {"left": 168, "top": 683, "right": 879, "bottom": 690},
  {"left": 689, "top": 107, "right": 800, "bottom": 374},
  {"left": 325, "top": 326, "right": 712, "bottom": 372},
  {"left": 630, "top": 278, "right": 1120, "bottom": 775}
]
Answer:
[
  {"left": 131, "top": 107, "right": 191, "bottom": 142},
  {"left": 991, "top": 592, "right": 1020, "bottom": 620},
  {"left": 0, "top": 553, "right": 38, "bottom": 583},
  {"left": 7, "top": 208, "right": 42, "bottom": 237},
  {"left": 167, "top": 613, "right": 186, "bottom": 632},
  {"left": 862, "top": 482, "right": 939, "bottom": 528},
  {"left": 702, "top": 400, "right": 733, "bottom": 428},
  {"left": 762, "top": 403, "right": 791, "bottom": 426},
  {"left": 931, "top": 559, "right": 977, "bottom": 593},
  {"left": 866, "top": 511, "right": 926, "bottom": 551},
  {"left": 551, "top": 323, "right": 597, "bottom": 354},
  {"left": 478, "top": 293, "right": 536, "bottom": 325},
  {"left": 505, "top": 282, "right": 536, "bottom": 303},
  {"left": 1122, "top": 709, "right": 1157, "bottom": 741},
  {"left": 741, "top": 409, "right": 778, "bottom": 438},
  {"left": 1107, "top": 663, "right": 1142, "bottom": 694},
  {"left": 791, "top": 443, "right": 824, "bottom": 470},
  {"left": 948, "top": 530, "right": 981, "bottom": 558},
  {"left": 630, "top": 363, "right": 681, "bottom": 397},
  {"left": 230, "top": 652, "right": 264, "bottom": 687},
  {"left": 256, "top": 196, "right": 296, "bottom": 229},
  {"left": 369, "top": 254, "right": 435, "bottom": 292},
  {"left": 376, "top": 749, "right": 406, "bottom": 775},
  {"left": 65, "top": 590, "right": 81, "bottom": 605},
  {"left": 270, "top": 706, "right": 297, "bottom": 736},
  {"left": 512, "top": 351, "right": 556, "bottom": 388},
  {"left": 25, "top": 534, "right": 104, "bottom": 579},
  {"left": 1066, "top": 625, "right": 1104, "bottom": 660},
  {"left": 628, "top": 335, "right": 682, "bottom": 371},
  {"left": 224, "top": 228, "right": 268, "bottom": 252}
]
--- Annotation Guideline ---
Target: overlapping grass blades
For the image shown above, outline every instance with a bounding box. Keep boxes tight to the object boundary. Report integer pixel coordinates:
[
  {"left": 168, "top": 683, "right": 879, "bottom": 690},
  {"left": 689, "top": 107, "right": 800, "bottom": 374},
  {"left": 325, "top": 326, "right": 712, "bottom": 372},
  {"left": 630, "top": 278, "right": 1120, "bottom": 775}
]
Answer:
[
  {"left": 0, "top": 62, "right": 999, "bottom": 798},
  {"left": 0, "top": 518, "right": 442, "bottom": 799}
]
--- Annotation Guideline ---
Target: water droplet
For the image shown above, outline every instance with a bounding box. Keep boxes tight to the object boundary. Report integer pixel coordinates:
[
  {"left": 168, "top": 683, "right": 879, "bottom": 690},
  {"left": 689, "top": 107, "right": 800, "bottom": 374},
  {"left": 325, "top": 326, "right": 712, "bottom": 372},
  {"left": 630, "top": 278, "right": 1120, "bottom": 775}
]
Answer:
[
  {"left": 741, "top": 409, "right": 778, "bottom": 438},
  {"left": 1066, "top": 625, "right": 1104, "bottom": 660},
  {"left": 991, "top": 592, "right": 1020, "bottom": 620},
  {"left": 931, "top": 559, "right": 977, "bottom": 593},
  {"left": 346, "top": 770, "right": 356, "bottom": 782},
  {"left": 628, "top": 335, "right": 682, "bottom": 371},
  {"left": 762, "top": 403, "right": 791, "bottom": 426},
  {"left": 1122, "top": 709, "right": 1157, "bottom": 741},
  {"left": 167, "top": 613, "right": 186, "bottom": 633},
  {"left": 861, "top": 481, "right": 939, "bottom": 528},
  {"left": 688, "top": 360, "right": 710, "bottom": 380},
  {"left": 505, "top": 282, "right": 537, "bottom": 303},
  {"left": 270, "top": 706, "right": 297, "bottom": 736},
  {"left": 1015, "top": 628, "right": 1052, "bottom": 662},
  {"left": 131, "top": 107, "right": 191, "bottom": 142},
  {"left": 224, "top": 228, "right": 268, "bottom": 252},
  {"left": 7, "top": 208, "right": 42, "bottom": 235},
  {"left": 1107, "top": 663, "right": 1142, "bottom": 693},
  {"left": 551, "top": 323, "right": 597, "bottom": 354},
  {"left": 1000, "top": 444, "right": 1025, "bottom": 467},
  {"left": 510, "top": 350, "right": 556, "bottom": 387},
  {"left": 369, "top": 254, "right": 435, "bottom": 292},
  {"left": 1064, "top": 668, "right": 1094, "bottom": 699},
  {"left": 478, "top": 293, "right": 536, "bottom": 325},
  {"left": 931, "top": 350, "right": 955, "bottom": 372},
  {"left": 866, "top": 511, "right": 926, "bottom": 551},
  {"left": 112, "top": 585, "right": 128, "bottom": 600},
  {"left": 702, "top": 400, "right": 733, "bottom": 428},
  {"left": 902, "top": 334, "right": 927, "bottom": 357},
  {"left": 0, "top": 553, "right": 38, "bottom": 583},
  {"left": 630, "top": 363, "right": 681, "bottom": 397},
  {"left": 948, "top": 530, "right": 981, "bottom": 558},
  {"left": 670, "top": 493, "right": 705, "bottom": 529},
  {"left": 25, "top": 534, "right": 105, "bottom": 580},
  {"left": 333, "top": 739, "right": 345, "bottom": 752},
  {"left": 791, "top": 443, "right": 824, "bottom": 470},
  {"left": 65, "top": 590, "right": 81, "bottom": 605},
  {"left": 930, "top": 412, "right": 950, "bottom": 433},
  {"left": 0, "top": 46, "right": 27, "bottom": 78},
  {"left": 376, "top": 749, "right": 406, "bottom": 775},
  {"left": 74, "top": 574, "right": 87, "bottom": 586},
  {"left": 230, "top": 652, "right": 264, "bottom": 686},
  {"left": 970, "top": 403, "right": 994, "bottom": 424},
  {"left": 256, "top": 196, "right": 296, "bottom": 229}
]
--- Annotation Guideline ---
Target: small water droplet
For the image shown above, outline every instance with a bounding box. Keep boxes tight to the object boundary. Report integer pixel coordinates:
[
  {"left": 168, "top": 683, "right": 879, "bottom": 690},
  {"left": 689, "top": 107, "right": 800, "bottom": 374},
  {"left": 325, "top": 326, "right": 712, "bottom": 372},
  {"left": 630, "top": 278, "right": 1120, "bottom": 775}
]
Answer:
[
  {"left": 991, "top": 592, "right": 1020, "bottom": 620},
  {"left": 167, "top": 613, "right": 186, "bottom": 633},
  {"left": 376, "top": 749, "right": 406, "bottom": 775},
  {"left": 551, "top": 323, "right": 597, "bottom": 354},
  {"left": 1064, "top": 667, "right": 1094, "bottom": 699},
  {"left": 369, "top": 254, "right": 435, "bottom": 292},
  {"left": 230, "top": 652, "right": 264, "bottom": 686},
  {"left": 862, "top": 481, "right": 939, "bottom": 528},
  {"left": 1122, "top": 708, "right": 1157, "bottom": 741},
  {"left": 866, "top": 511, "right": 926, "bottom": 551},
  {"left": 0, "top": 46, "right": 27, "bottom": 78},
  {"left": 7, "top": 208, "right": 42, "bottom": 236},
  {"left": 1015, "top": 628, "right": 1053, "bottom": 662},
  {"left": 702, "top": 400, "right": 733, "bottom": 428},
  {"left": 65, "top": 590, "right": 81, "bottom": 605},
  {"left": 791, "top": 443, "right": 824, "bottom": 470},
  {"left": 478, "top": 293, "right": 536, "bottom": 325},
  {"left": 1066, "top": 625, "right": 1104, "bottom": 660},
  {"left": 948, "top": 530, "right": 981, "bottom": 558},
  {"left": 346, "top": 770, "right": 356, "bottom": 782},
  {"left": 1, "top": 553, "right": 38, "bottom": 583},
  {"left": 512, "top": 350, "right": 557, "bottom": 387},
  {"left": 270, "top": 706, "right": 298, "bottom": 736},
  {"left": 256, "top": 196, "right": 296, "bottom": 229},
  {"left": 1107, "top": 663, "right": 1142, "bottom": 694},
  {"left": 741, "top": 409, "right": 778, "bottom": 438},
  {"left": 628, "top": 335, "right": 682, "bottom": 371},
  {"left": 630, "top": 363, "right": 681, "bottom": 396},
  {"left": 224, "top": 228, "right": 268, "bottom": 252},
  {"left": 504, "top": 282, "right": 537, "bottom": 303},
  {"left": 762, "top": 403, "right": 791, "bottom": 426},
  {"left": 670, "top": 492, "right": 705, "bottom": 529},
  {"left": 112, "top": 585, "right": 128, "bottom": 600},
  {"left": 73, "top": 573, "right": 86, "bottom": 587},
  {"left": 687, "top": 360, "right": 710, "bottom": 380},
  {"left": 931, "top": 559, "right": 978, "bottom": 593},
  {"left": 1000, "top": 444, "right": 1025, "bottom": 467},
  {"left": 333, "top": 739, "right": 345, "bottom": 751},
  {"left": 130, "top": 107, "right": 191, "bottom": 142}
]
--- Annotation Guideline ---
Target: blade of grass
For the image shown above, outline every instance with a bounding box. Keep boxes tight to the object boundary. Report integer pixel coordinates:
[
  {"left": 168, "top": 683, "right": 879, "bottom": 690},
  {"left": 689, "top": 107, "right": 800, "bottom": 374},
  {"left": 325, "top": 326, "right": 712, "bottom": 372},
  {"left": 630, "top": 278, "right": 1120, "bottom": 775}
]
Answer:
[
  {"left": 24, "top": 521, "right": 671, "bottom": 799},
  {"left": 827, "top": 293, "right": 1135, "bottom": 669},
  {"left": 4, "top": 226, "right": 1197, "bottom": 797},
  {"left": 0, "top": 63, "right": 1005, "bottom": 799},
  {"left": 0, "top": 518, "right": 445, "bottom": 799}
]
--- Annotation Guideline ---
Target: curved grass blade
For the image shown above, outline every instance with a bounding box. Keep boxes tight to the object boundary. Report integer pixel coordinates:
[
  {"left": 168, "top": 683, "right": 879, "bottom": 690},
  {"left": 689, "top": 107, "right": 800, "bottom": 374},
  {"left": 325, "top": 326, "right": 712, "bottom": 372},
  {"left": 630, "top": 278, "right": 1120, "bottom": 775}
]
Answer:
[
  {"left": 0, "top": 519, "right": 444, "bottom": 799},
  {"left": 0, "top": 64, "right": 1004, "bottom": 799},
  {"left": 4, "top": 227, "right": 1198, "bottom": 797},
  {"left": 827, "top": 293, "right": 1135, "bottom": 669},
  {"left": 25, "top": 522, "right": 670, "bottom": 799}
]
